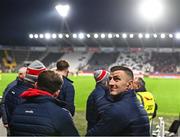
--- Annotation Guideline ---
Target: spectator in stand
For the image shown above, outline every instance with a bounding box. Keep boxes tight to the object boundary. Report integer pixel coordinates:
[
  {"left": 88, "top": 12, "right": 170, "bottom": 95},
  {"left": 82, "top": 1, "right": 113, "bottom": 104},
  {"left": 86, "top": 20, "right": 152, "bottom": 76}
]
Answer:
[
  {"left": 86, "top": 69, "right": 110, "bottom": 131},
  {"left": 86, "top": 66, "right": 150, "bottom": 136},
  {"left": 1, "top": 60, "right": 46, "bottom": 134},
  {"left": 56, "top": 60, "right": 75, "bottom": 116},
  {"left": 9, "top": 70, "right": 79, "bottom": 136}
]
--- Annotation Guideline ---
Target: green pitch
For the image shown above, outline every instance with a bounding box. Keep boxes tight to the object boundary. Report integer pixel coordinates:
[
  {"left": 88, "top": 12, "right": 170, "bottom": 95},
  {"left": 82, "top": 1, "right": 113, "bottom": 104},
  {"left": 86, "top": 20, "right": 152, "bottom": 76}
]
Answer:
[{"left": 0, "top": 73, "right": 180, "bottom": 116}]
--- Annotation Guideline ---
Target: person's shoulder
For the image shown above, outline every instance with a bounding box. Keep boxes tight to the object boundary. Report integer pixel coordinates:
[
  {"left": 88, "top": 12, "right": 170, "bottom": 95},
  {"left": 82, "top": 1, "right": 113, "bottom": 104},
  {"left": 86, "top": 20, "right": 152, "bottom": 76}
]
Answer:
[{"left": 63, "top": 76, "right": 73, "bottom": 83}]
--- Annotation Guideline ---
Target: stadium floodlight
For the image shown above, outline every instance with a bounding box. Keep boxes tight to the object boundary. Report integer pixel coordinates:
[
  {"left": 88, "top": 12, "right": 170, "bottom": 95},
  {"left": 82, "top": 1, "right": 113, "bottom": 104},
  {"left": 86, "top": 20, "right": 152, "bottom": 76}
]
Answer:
[
  {"left": 52, "top": 33, "right": 57, "bottom": 39},
  {"left": 29, "top": 34, "right": 33, "bottom": 39},
  {"left": 34, "top": 34, "right": 38, "bottom": 39},
  {"left": 122, "top": 33, "right": 127, "bottom": 39},
  {"left": 108, "top": 33, "right": 113, "bottom": 39},
  {"left": 45, "top": 33, "right": 51, "bottom": 39},
  {"left": 129, "top": 34, "right": 134, "bottom": 38},
  {"left": 73, "top": 33, "right": 77, "bottom": 38},
  {"left": 175, "top": 33, "right": 180, "bottom": 39},
  {"left": 160, "top": 33, "right": 165, "bottom": 39},
  {"left": 153, "top": 33, "right": 158, "bottom": 38},
  {"left": 115, "top": 34, "right": 120, "bottom": 38},
  {"left": 169, "top": 34, "right": 173, "bottom": 38},
  {"left": 145, "top": 33, "right": 150, "bottom": 39},
  {"left": 58, "top": 34, "right": 63, "bottom": 39},
  {"left": 65, "top": 34, "right": 69, "bottom": 38},
  {"left": 87, "top": 34, "right": 91, "bottom": 38},
  {"left": 39, "top": 34, "right": 44, "bottom": 39},
  {"left": 138, "top": 33, "right": 143, "bottom": 39},
  {"left": 101, "top": 33, "right": 105, "bottom": 39},
  {"left": 139, "top": 0, "right": 164, "bottom": 22},
  {"left": 55, "top": 4, "right": 70, "bottom": 18},
  {"left": 78, "top": 33, "right": 84, "bottom": 39},
  {"left": 94, "top": 34, "right": 99, "bottom": 39}
]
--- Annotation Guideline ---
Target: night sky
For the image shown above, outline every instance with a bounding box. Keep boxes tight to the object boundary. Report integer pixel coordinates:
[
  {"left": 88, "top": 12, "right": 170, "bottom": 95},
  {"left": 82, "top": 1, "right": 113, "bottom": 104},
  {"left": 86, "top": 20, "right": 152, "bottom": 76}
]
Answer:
[{"left": 1, "top": 0, "right": 180, "bottom": 45}]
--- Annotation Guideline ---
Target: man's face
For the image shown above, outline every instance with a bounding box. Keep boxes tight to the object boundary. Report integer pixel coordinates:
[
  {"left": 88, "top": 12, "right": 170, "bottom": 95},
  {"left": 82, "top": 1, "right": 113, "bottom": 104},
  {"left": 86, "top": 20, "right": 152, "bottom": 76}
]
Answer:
[{"left": 109, "top": 70, "right": 132, "bottom": 96}]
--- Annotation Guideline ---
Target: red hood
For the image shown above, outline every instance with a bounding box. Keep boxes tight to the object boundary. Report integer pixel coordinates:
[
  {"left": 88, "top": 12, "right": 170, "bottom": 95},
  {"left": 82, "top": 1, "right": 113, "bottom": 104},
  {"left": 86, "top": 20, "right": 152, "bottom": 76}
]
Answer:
[{"left": 20, "top": 88, "right": 52, "bottom": 99}]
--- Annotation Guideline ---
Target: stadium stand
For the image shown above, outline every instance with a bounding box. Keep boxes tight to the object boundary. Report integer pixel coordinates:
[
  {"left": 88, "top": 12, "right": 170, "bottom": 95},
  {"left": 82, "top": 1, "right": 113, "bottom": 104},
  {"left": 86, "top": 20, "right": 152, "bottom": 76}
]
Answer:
[
  {"left": 60, "top": 52, "right": 93, "bottom": 72},
  {"left": 85, "top": 52, "right": 119, "bottom": 71},
  {"left": 41, "top": 52, "right": 64, "bottom": 67}
]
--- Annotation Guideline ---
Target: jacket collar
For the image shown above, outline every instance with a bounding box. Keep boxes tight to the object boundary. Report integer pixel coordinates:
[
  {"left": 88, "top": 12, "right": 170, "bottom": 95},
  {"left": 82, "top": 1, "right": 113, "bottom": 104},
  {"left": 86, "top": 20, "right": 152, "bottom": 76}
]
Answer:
[
  {"left": 20, "top": 88, "right": 52, "bottom": 99},
  {"left": 63, "top": 76, "right": 73, "bottom": 83},
  {"left": 107, "top": 89, "right": 135, "bottom": 102}
]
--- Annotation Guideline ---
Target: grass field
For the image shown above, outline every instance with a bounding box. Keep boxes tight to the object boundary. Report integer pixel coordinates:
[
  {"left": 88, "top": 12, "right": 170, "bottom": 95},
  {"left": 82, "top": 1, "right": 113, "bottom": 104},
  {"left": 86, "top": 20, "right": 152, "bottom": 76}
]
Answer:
[{"left": 0, "top": 73, "right": 180, "bottom": 135}]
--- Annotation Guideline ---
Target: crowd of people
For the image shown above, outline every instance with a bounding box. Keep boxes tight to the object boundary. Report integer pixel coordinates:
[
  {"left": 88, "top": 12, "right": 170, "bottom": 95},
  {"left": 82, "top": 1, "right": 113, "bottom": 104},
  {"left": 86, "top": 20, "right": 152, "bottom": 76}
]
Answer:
[{"left": 0, "top": 59, "right": 157, "bottom": 136}]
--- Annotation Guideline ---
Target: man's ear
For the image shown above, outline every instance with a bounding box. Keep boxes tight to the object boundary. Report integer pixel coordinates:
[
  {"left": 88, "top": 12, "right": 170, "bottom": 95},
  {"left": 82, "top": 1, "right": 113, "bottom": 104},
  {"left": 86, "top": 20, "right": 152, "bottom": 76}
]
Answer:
[
  {"left": 53, "top": 90, "right": 60, "bottom": 98},
  {"left": 126, "top": 80, "right": 134, "bottom": 90}
]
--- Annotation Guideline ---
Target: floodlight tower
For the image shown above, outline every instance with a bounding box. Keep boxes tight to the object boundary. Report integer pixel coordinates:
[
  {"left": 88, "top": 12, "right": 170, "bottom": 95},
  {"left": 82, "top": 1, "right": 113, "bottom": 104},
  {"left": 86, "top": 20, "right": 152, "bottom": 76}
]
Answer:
[{"left": 55, "top": 4, "right": 70, "bottom": 33}]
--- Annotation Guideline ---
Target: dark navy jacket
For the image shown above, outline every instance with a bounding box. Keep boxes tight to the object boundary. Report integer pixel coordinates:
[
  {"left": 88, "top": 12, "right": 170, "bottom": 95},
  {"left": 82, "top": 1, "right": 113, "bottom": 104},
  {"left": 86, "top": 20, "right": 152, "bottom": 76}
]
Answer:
[
  {"left": 0, "top": 78, "right": 18, "bottom": 119},
  {"left": 58, "top": 76, "right": 75, "bottom": 116},
  {"left": 3, "top": 80, "right": 34, "bottom": 124},
  {"left": 9, "top": 88, "right": 79, "bottom": 136},
  {"left": 86, "top": 84, "right": 110, "bottom": 131},
  {"left": 86, "top": 90, "right": 150, "bottom": 136}
]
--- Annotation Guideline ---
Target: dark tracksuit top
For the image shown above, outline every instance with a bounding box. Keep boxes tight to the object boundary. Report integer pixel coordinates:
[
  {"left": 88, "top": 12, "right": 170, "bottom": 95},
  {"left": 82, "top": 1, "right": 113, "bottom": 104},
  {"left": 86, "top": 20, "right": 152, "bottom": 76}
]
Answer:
[
  {"left": 86, "top": 90, "right": 150, "bottom": 136},
  {"left": 86, "top": 84, "right": 110, "bottom": 131},
  {"left": 2, "top": 79, "right": 34, "bottom": 124},
  {"left": 58, "top": 76, "right": 75, "bottom": 116},
  {"left": 9, "top": 88, "right": 79, "bottom": 136}
]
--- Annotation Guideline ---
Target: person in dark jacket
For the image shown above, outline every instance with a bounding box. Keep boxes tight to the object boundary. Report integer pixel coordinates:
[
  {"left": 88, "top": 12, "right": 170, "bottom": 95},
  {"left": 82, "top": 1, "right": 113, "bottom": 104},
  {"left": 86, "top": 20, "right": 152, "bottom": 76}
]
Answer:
[
  {"left": 0, "top": 67, "right": 27, "bottom": 127},
  {"left": 134, "top": 77, "right": 158, "bottom": 120},
  {"left": 86, "top": 66, "right": 150, "bottom": 136},
  {"left": 56, "top": 60, "right": 75, "bottom": 116},
  {"left": 86, "top": 69, "right": 110, "bottom": 131},
  {"left": 1, "top": 60, "right": 46, "bottom": 130},
  {"left": 9, "top": 70, "right": 79, "bottom": 136}
]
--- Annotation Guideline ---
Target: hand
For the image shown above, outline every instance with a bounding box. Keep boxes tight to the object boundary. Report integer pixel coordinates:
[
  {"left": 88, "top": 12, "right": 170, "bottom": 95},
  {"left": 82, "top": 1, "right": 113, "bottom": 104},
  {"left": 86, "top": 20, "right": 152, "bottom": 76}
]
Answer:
[{"left": 4, "top": 124, "right": 8, "bottom": 128}]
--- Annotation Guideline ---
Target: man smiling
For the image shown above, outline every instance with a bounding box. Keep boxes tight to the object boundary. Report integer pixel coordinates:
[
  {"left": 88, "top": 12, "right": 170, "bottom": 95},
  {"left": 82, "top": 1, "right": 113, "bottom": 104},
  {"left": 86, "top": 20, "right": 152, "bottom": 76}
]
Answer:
[{"left": 86, "top": 66, "right": 150, "bottom": 136}]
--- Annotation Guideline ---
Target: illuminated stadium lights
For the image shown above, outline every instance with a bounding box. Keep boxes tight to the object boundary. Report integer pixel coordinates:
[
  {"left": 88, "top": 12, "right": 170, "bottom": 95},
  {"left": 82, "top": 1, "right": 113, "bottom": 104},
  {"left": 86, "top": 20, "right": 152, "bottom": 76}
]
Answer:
[
  {"left": 55, "top": 4, "right": 70, "bottom": 18},
  {"left": 58, "top": 34, "right": 63, "bottom": 39},
  {"left": 138, "top": 33, "right": 143, "bottom": 39},
  {"left": 78, "top": 33, "right": 84, "bottom": 39},
  {"left": 108, "top": 33, "right": 113, "bottom": 39},
  {"left": 52, "top": 33, "right": 57, "bottom": 39},
  {"left": 153, "top": 34, "right": 158, "bottom": 38},
  {"left": 39, "top": 34, "right": 44, "bottom": 39},
  {"left": 29, "top": 34, "right": 33, "bottom": 39},
  {"left": 139, "top": 0, "right": 164, "bottom": 22},
  {"left": 87, "top": 34, "right": 91, "bottom": 38},
  {"left": 72, "top": 34, "right": 77, "bottom": 38},
  {"left": 45, "top": 33, "right": 51, "bottom": 39},
  {"left": 101, "top": 33, "right": 105, "bottom": 39},
  {"left": 28, "top": 32, "right": 179, "bottom": 40},
  {"left": 169, "top": 34, "right": 173, "bottom": 38},
  {"left": 65, "top": 34, "right": 69, "bottom": 38},
  {"left": 115, "top": 34, "right": 120, "bottom": 38},
  {"left": 94, "top": 34, "right": 99, "bottom": 39},
  {"left": 129, "top": 34, "right": 134, "bottom": 38},
  {"left": 34, "top": 34, "right": 38, "bottom": 39},
  {"left": 122, "top": 33, "right": 127, "bottom": 39},
  {"left": 145, "top": 33, "right": 150, "bottom": 39},
  {"left": 160, "top": 33, "right": 165, "bottom": 39},
  {"left": 175, "top": 33, "right": 180, "bottom": 39}
]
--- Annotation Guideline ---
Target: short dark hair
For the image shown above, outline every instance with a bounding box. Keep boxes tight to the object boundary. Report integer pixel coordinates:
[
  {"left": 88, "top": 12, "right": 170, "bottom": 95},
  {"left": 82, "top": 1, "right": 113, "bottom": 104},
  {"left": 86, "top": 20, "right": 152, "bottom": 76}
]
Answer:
[
  {"left": 56, "top": 60, "right": 69, "bottom": 71},
  {"left": 110, "top": 66, "right": 134, "bottom": 79},
  {"left": 37, "top": 70, "right": 63, "bottom": 94},
  {"left": 137, "top": 77, "right": 145, "bottom": 87}
]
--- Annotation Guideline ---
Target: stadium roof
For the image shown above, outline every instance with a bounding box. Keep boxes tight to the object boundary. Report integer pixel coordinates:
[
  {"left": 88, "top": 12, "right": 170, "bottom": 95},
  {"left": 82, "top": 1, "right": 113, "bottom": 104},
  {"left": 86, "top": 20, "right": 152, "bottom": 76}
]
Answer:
[{"left": 1, "top": 0, "right": 180, "bottom": 46}]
